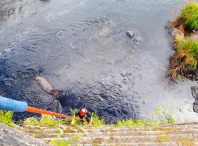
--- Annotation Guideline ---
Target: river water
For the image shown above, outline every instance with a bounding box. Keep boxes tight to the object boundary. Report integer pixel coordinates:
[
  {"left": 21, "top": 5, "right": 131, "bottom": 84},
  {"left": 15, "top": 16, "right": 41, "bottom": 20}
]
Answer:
[{"left": 0, "top": 0, "right": 198, "bottom": 123}]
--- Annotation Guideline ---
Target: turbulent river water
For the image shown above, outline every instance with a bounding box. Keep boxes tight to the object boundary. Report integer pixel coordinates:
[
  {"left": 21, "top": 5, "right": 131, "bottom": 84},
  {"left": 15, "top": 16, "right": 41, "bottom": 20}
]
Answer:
[{"left": 1, "top": 0, "right": 198, "bottom": 123}]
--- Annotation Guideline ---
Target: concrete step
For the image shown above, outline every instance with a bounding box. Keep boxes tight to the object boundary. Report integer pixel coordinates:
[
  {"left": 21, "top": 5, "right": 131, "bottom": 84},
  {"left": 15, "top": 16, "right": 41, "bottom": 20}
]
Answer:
[
  {"left": 20, "top": 124, "right": 198, "bottom": 145},
  {"left": 76, "top": 134, "right": 197, "bottom": 144},
  {"left": 26, "top": 129, "right": 198, "bottom": 139},
  {"left": 42, "top": 133, "right": 197, "bottom": 144},
  {"left": 77, "top": 142, "right": 198, "bottom": 146}
]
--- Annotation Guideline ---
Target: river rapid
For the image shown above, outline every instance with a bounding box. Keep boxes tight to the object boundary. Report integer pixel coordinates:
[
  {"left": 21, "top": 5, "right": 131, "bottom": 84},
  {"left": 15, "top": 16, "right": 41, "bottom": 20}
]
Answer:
[{"left": 0, "top": 0, "right": 198, "bottom": 123}]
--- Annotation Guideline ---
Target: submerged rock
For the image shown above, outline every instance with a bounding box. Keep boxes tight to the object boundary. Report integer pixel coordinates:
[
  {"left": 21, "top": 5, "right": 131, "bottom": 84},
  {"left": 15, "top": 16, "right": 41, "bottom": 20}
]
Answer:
[{"left": 35, "top": 76, "right": 53, "bottom": 94}]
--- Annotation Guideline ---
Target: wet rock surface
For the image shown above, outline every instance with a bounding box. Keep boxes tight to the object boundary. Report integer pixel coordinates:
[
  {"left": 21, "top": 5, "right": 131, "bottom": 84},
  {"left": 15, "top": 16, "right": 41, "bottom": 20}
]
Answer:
[
  {"left": 0, "top": 122, "right": 49, "bottom": 146},
  {"left": 191, "top": 86, "right": 198, "bottom": 113}
]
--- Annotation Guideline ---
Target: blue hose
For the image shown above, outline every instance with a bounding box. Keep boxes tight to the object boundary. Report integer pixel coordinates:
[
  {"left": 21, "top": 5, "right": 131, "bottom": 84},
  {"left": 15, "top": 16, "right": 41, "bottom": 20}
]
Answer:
[{"left": 0, "top": 96, "right": 27, "bottom": 112}]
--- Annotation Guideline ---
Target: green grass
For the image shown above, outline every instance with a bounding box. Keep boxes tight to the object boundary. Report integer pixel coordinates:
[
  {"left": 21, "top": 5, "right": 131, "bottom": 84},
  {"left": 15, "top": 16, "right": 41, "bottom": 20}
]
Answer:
[
  {"left": 23, "top": 114, "right": 70, "bottom": 127},
  {"left": 0, "top": 106, "right": 188, "bottom": 129},
  {"left": 168, "top": 2, "right": 198, "bottom": 79},
  {"left": 114, "top": 106, "right": 178, "bottom": 127},
  {"left": 21, "top": 106, "right": 186, "bottom": 127},
  {"left": 174, "top": 34, "right": 198, "bottom": 69},
  {"left": 181, "top": 2, "right": 198, "bottom": 29},
  {"left": 51, "top": 137, "right": 81, "bottom": 146},
  {"left": 115, "top": 119, "right": 155, "bottom": 127},
  {"left": 0, "top": 110, "right": 14, "bottom": 127}
]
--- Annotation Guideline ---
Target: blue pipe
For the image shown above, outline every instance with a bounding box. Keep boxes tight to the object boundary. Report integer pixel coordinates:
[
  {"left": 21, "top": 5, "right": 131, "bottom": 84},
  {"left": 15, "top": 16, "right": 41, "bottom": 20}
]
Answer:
[{"left": 0, "top": 96, "right": 27, "bottom": 112}]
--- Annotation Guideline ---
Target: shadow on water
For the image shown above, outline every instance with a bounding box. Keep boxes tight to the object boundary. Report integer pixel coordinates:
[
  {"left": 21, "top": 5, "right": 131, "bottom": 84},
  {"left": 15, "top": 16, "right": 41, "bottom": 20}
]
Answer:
[{"left": 1, "top": 0, "right": 198, "bottom": 123}]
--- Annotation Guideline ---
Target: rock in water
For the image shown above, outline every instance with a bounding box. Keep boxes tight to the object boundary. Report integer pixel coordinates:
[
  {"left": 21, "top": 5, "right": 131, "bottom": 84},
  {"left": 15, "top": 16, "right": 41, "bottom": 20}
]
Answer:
[
  {"left": 35, "top": 76, "right": 53, "bottom": 93},
  {"left": 191, "top": 86, "right": 198, "bottom": 100},
  {"left": 170, "top": 28, "right": 184, "bottom": 38},
  {"left": 126, "top": 31, "right": 134, "bottom": 38},
  {"left": 191, "top": 86, "right": 198, "bottom": 113}
]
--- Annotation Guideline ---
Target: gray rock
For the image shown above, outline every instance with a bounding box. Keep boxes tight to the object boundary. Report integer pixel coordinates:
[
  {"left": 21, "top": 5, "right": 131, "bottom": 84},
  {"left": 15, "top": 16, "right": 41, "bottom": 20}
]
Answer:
[
  {"left": 171, "top": 28, "right": 184, "bottom": 38},
  {"left": 193, "top": 104, "right": 198, "bottom": 113},
  {"left": 126, "top": 31, "right": 134, "bottom": 38},
  {"left": 191, "top": 86, "right": 198, "bottom": 113},
  {"left": 0, "top": 122, "right": 49, "bottom": 146},
  {"left": 35, "top": 76, "right": 53, "bottom": 94},
  {"left": 191, "top": 86, "right": 198, "bottom": 100}
]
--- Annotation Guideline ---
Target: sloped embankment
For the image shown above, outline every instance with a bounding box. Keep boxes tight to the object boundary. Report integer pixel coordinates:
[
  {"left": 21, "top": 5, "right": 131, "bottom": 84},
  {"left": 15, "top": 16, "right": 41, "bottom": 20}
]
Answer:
[{"left": 16, "top": 123, "right": 198, "bottom": 145}]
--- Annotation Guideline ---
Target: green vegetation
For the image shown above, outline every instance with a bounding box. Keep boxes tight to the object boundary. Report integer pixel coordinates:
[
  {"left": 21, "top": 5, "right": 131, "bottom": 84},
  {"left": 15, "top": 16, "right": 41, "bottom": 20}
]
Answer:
[
  {"left": 115, "top": 106, "right": 180, "bottom": 127},
  {"left": 169, "top": 34, "right": 198, "bottom": 79},
  {"left": 181, "top": 2, "right": 198, "bottom": 29},
  {"left": 23, "top": 114, "right": 69, "bottom": 127},
  {"left": 115, "top": 119, "right": 154, "bottom": 127},
  {"left": 78, "top": 128, "right": 85, "bottom": 133},
  {"left": 175, "top": 34, "right": 198, "bottom": 69},
  {"left": 51, "top": 137, "right": 81, "bottom": 146},
  {"left": 0, "top": 106, "right": 190, "bottom": 146},
  {"left": 158, "top": 135, "right": 169, "bottom": 139},
  {"left": 152, "top": 106, "right": 176, "bottom": 124},
  {"left": 177, "top": 74, "right": 182, "bottom": 80},
  {"left": 0, "top": 106, "right": 188, "bottom": 129},
  {"left": 57, "top": 129, "right": 61, "bottom": 134},
  {"left": 0, "top": 110, "right": 14, "bottom": 127},
  {"left": 168, "top": 2, "right": 198, "bottom": 80},
  {"left": 92, "top": 110, "right": 105, "bottom": 126}
]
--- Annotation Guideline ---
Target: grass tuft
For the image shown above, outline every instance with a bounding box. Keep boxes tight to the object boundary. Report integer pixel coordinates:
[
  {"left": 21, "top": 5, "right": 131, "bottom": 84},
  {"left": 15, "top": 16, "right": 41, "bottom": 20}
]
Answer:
[
  {"left": 169, "top": 34, "right": 198, "bottom": 79},
  {"left": 0, "top": 110, "right": 14, "bottom": 127},
  {"left": 181, "top": 2, "right": 198, "bottom": 29}
]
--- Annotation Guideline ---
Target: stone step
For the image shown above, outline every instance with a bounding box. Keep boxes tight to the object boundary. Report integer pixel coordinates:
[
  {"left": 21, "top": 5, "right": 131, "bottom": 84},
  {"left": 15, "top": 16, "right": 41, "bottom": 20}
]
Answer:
[
  {"left": 77, "top": 134, "right": 197, "bottom": 144},
  {"left": 79, "top": 123, "right": 198, "bottom": 129},
  {"left": 91, "top": 129, "right": 198, "bottom": 137},
  {"left": 42, "top": 133, "right": 197, "bottom": 144},
  {"left": 23, "top": 126, "right": 198, "bottom": 135},
  {"left": 81, "top": 127, "right": 198, "bottom": 134},
  {"left": 26, "top": 132, "right": 89, "bottom": 138},
  {"left": 26, "top": 129, "right": 198, "bottom": 139},
  {"left": 77, "top": 142, "right": 198, "bottom": 146},
  {"left": 21, "top": 124, "right": 198, "bottom": 132},
  {"left": 29, "top": 131, "right": 164, "bottom": 139}
]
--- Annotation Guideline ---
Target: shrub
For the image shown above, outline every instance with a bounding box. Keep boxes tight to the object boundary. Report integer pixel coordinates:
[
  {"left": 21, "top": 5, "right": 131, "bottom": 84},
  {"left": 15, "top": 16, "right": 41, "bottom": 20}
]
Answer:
[
  {"left": 23, "top": 114, "right": 69, "bottom": 127},
  {"left": 181, "top": 2, "right": 198, "bottom": 29},
  {"left": 169, "top": 34, "right": 198, "bottom": 79},
  {"left": 0, "top": 110, "right": 14, "bottom": 127},
  {"left": 92, "top": 110, "right": 105, "bottom": 127}
]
